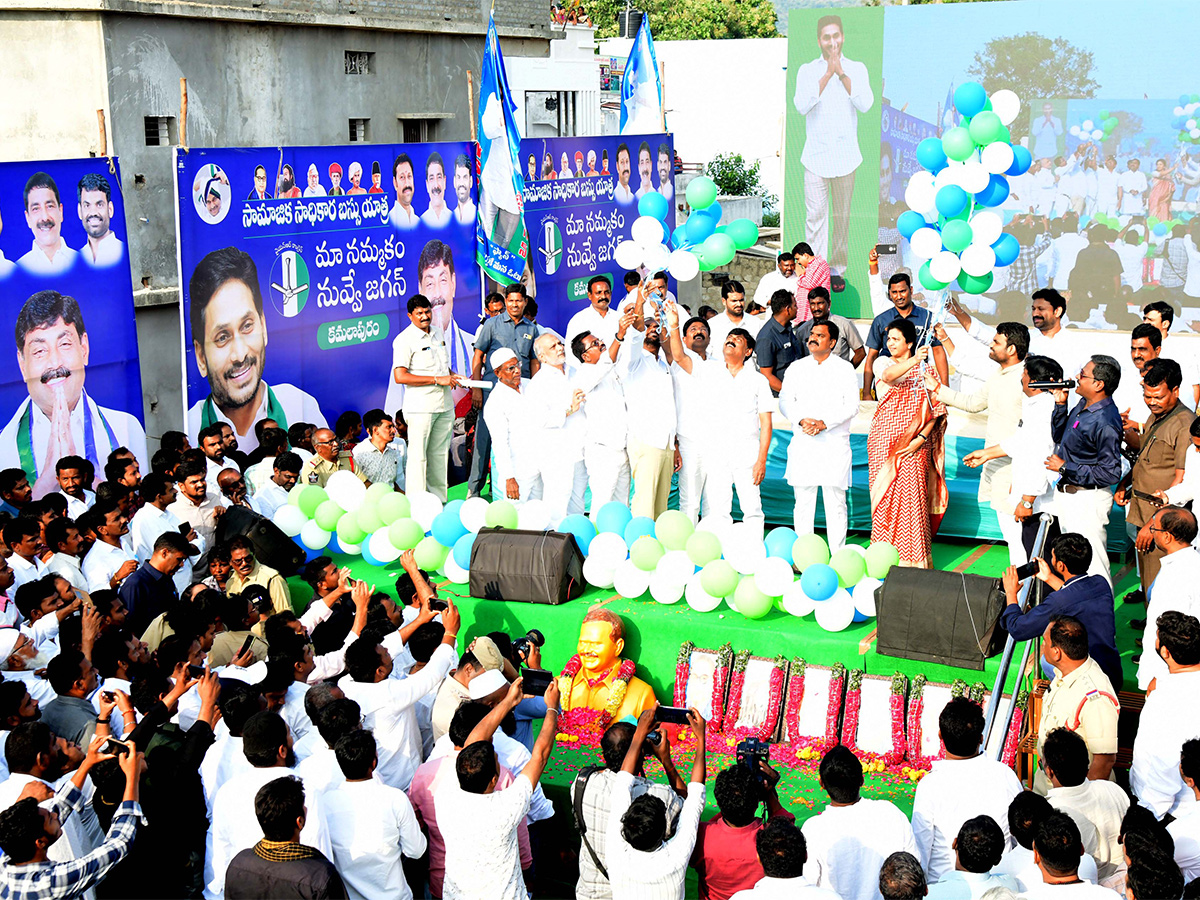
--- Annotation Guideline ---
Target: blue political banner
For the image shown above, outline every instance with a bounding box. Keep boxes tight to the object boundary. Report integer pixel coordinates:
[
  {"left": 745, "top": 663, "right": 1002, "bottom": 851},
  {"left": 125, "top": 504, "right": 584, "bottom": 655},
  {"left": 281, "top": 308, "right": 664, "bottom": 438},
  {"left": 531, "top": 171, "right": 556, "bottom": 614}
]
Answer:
[
  {"left": 520, "top": 133, "right": 675, "bottom": 336},
  {"left": 0, "top": 158, "right": 146, "bottom": 497},
  {"left": 175, "top": 144, "right": 481, "bottom": 453},
  {"left": 880, "top": 103, "right": 939, "bottom": 206}
]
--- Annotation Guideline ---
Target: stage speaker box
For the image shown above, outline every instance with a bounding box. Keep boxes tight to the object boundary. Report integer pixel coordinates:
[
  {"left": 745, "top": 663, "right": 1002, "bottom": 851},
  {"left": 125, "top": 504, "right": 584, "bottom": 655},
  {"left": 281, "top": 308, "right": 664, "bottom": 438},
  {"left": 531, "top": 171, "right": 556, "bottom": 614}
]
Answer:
[
  {"left": 875, "top": 567, "right": 1008, "bottom": 670},
  {"left": 470, "top": 527, "right": 585, "bottom": 605},
  {"left": 215, "top": 505, "right": 306, "bottom": 577}
]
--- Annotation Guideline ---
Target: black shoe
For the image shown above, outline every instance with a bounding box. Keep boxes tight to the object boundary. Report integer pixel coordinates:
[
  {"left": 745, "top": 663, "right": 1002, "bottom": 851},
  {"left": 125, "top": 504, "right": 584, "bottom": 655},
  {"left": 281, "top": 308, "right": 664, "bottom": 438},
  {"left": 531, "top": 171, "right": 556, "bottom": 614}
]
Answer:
[
  {"left": 1131, "top": 618, "right": 1146, "bottom": 630},
  {"left": 1124, "top": 589, "right": 1146, "bottom": 605},
  {"left": 1132, "top": 653, "right": 1142, "bottom": 664}
]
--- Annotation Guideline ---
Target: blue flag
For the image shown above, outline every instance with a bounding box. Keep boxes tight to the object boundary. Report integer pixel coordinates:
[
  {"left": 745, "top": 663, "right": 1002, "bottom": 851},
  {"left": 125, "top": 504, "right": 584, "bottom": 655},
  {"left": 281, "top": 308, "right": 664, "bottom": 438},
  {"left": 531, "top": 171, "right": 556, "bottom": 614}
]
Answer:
[
  {"left": 476, "top": 13, "right": 528, "bottom": 284},
  {"left": 620, "top": 17, "right": 662, "bottom": 135},
  {"left": 942, "top": 83, "right": 960, "bottom": 133}
]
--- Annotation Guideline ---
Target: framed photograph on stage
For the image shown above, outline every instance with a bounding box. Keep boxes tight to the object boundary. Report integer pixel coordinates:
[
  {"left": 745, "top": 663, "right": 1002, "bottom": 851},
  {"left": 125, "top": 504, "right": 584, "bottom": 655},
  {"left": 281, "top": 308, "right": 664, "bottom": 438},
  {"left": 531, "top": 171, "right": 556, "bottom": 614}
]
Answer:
[
  {"left": 770, "top": 660, "right": 846, "bottom": 767},
  {"left": 906, "top": 676, "right": 1010, "bottom": 768},
  {"left": 720, "top": 652, "right": 789, "bottom": 746},
  {"left": 673, "top": 642, "right": 734, "bottom": 731},
  {"left": 841, "top": 671, "right": 907, "bottom": 767}
]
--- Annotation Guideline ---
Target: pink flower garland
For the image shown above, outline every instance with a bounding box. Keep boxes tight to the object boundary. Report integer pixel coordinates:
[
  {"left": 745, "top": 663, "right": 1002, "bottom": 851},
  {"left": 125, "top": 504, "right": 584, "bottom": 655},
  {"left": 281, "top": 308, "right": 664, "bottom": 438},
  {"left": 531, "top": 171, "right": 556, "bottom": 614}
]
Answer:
[
  {"left": 709, "top": 643, "right": 734, "bottom": 734},
  {"left": 722, "top": 654, "right": 787, "bottom": 745},
  {"left": 1001, "top": 689, "right": 1029, "bottom": 768},
  {"left": 555, "top": 654, "right": 638, "bottom": 746}
]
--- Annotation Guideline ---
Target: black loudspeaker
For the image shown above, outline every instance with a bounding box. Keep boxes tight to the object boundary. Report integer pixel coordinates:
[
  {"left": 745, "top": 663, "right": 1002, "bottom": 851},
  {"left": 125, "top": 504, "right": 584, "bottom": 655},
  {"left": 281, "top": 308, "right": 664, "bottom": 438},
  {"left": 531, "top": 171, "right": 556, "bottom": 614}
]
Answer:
[
  {"left": 469, "top": 527, "right": 585, "bottom": 605},
  {"left": 875, "top": 568, "right": 1008, "bottom": 670},
  {"left": 215, "top": 505, "right": 306, "bottom": 577}
]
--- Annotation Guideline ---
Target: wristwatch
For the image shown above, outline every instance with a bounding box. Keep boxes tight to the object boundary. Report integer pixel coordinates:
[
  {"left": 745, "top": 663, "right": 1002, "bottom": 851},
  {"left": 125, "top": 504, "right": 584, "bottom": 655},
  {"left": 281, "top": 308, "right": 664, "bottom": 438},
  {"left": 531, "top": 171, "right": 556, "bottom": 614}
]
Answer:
[{"left": 1020, "top": 500, "right": 1034, "bottom": 509}]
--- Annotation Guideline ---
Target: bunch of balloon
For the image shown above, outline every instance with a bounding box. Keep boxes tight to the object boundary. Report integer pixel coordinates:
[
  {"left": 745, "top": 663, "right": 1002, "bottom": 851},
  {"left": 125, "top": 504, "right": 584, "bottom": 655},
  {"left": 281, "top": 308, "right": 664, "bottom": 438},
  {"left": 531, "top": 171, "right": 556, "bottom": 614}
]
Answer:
[
  {"left": 1171, "top": 95, "right": 1200, "bottom": 145},
  {"left": 897, "top": 83, "right": 1028, "bottom": 299},
  {"left": 1069, "top": 111, "right": 1119, "bottom": 145}
]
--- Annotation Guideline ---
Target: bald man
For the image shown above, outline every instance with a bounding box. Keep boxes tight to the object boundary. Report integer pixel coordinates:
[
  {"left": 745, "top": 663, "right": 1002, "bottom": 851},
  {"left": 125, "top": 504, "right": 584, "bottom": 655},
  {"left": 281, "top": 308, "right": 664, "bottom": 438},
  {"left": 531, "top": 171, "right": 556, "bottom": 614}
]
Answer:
[
  {"left": 217, "top": 468, "right": 263, "bottom": 515},
  {"left": 299, "top": 428, "right": 351, "bottom": 487}
]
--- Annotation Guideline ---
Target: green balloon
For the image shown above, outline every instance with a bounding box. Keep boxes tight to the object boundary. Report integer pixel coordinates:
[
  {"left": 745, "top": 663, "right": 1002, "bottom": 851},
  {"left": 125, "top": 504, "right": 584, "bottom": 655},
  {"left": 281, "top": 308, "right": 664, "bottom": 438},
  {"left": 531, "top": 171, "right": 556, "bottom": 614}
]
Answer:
[
  {"left": 999, "top": 126, "right": 1011, "bottom": 144},
  {"left": 919, "top": 261, "right": 949, "bottom": 292},
  {"left": 958, "top": 270, "right": 994, "bottom": 294},
  {"left": 829, "top": 548, "right": 866, "bottom": 588},
  {"left": 314, "top": 500, "right": 345, "bottom": 532},
  {"left": 631, "top": 536, "right": 665, "bottom": 572},
  {"left": 968, "top": 111, "right": 1003, "bottom": 147},
  {"left": 337, "top": 511, "right": 366, "bottom": 546},
  {"left": 686, "top": 530, "right": 723, "bottom": 567},
  {"left": 1104, "top": 117, "right": 1118, "bottom": 131},
  {"left": 700, "top": 559, "right": 738, "bottom": 597},
  {"left": 414, "top": 536, "right": 449, "bottom": 570},
  {"left": 298, "top": 485, "right": 328, "bottom": 518},
  {"left": 288, "top": 483, "right": 306, "bottom": 507},
  {"left": 701, "top": 233, "right": 736, "bottom": 267},
  {"left": 388, "top": 517, "right": 425, "bottom": 552},
  {"left": 726, "top": 218, "right": 760, "bottom": 251},
  {"left": 941, "top": 219, "right": 974, "bottom": 253},
  {"left": 377, "top": 492, "right": 411, "bottom": 525},
  {"left": 941, "top": 127, "right": 975, "bottom": 162},
  {"left": 865, "top": 541, "right": 901, "bottom": 579},
  {"left": 685, "top": 175, "right": 718, "bottom": 210},
  {"left": 357, "top": 504, "right": 384, "bottom": 534},
  {"left": 357, "top": 491, "right": 379, "bottom": 520},
  {"left": 791, "top": 533, "right": 830, "bottom": 570},
  {"left": 734, "top": 576, "right": 774, "bottom": 619},
  {"left": 1099, "top": 109, "right": 1110, "bottom": 120},
  {"left": 485, "top": 500, "right": 519, "bottom": 529},
  {"left": 655, "top": 510, "right": 694, "bottom": 551}
]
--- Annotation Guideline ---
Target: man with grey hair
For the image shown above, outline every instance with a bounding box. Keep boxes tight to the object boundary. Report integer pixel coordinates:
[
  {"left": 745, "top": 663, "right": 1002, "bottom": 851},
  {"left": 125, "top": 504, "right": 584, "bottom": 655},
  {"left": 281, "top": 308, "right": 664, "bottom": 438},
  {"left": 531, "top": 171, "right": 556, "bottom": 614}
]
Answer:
[
  {"left": 879, "top": 851, "right": 927, "bottom": 900},
  {"left": 526, "top": 333, "right": 586, "bottom": 525}
]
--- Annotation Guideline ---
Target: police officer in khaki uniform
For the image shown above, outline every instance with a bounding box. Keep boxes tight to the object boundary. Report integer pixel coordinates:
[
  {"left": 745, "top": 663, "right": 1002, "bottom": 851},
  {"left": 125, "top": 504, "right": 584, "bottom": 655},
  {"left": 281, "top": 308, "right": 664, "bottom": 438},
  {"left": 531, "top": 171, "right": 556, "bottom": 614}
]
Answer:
[
  {"left": 1035, "top": 615, "right": 1120, "bottom": 795},
  {"left": 299, "top": 427, "right": 352, "bottom": 487}
]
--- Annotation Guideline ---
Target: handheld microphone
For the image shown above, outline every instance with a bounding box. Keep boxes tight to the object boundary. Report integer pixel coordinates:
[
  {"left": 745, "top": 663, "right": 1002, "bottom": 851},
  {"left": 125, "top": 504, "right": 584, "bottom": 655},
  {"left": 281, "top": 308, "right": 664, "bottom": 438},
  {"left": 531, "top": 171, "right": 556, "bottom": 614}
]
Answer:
[{"left": 1028, "top": 379, "right": 1077, "bottom": 390}]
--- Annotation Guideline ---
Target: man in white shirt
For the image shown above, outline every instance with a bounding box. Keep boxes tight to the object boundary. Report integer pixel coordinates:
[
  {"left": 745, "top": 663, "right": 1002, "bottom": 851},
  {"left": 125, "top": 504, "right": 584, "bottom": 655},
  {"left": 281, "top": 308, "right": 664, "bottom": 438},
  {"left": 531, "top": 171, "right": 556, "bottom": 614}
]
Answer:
[
  {"left": 4, "top": 520, "right": 47, "bottom": 594},
  {"left": 323, "top": 729, "right": 426, "bottom": 900},
  {"left": 483, "top": 350, "right": 541, "bottom": 504},
  {"left": 571, "top": 322, "right": 632, "bottom": 510},
  {"left": 389, "top": 153, "right": 419, "bottom": 229},
  {"left": 1117, "top": 159, "right": 1148, "bottom": 217},
  {"left": 613, "top": 143, "right": 635, "bottom": 205},
  {"left": 729, "top": 819, "right": 841, "bottom": 900},
  {"left": 606, "top": 705, "right": 708, "bottom": 900},
  {"left": 76, "top": 172, "right": 124, "bottom": 268},
  {"left": 43, "top": 518, "right": 87, "bottom": 596},
  {"left": 438, "top": 678, "right": 560, "bottom": 900},
  {"left": 337, "top": 600, "right": 459, "bottom": 790},
  {"left": 924, "top": 816, "right": 1018, "bottom": 900},
  {"left": 994, "top": 791, "right": 1100, "bottom": 889},
  {"left": 17, "top": 172, "right": 78, "bottom": 275},
  {"left": 911, "top": 697, "right": 1023, "bottom": 883},
  {"left": 128, "top": 473, "right": 204, "bottom": 594},
  {"left": 672, "top": 315, "right": 713, "bottom": 522},
  {"left": 527, "top": 333, "right": 588, "bottom": 527},
  {"left": 451, "top": 153, "right": 476, "bottom": 226},
  {"left": 252, "top": 451, "right": 301, "bottom": 521},
  {"left": 53, "top": 457, "right": 94, "bottom": 519},
  {"left": 81, "top": 500, "right": 137, "bottom": 594},
  {"left": 1032, "top": 104, "right": 1064, "bottom": 160},
  {"left": 167, "top": 458, "right": 226, "bottom": 550},
  {"left": 1019, "top": 812, "right": 1120, "bottom": 899},
  {"left": 802, "top": 745, "right": 916, "bottom": 900},
  {"left": 707, "top": 281, "right": 763, "bottom": 349},
  {"left": 779, "top": 321, "right": 858, "bottom": 552},
  {"left": 567, "top": 275, "right": 624, "bottom": 348},
  {"left": 1137, "top": 507, "right": 1200, "bottom": 690},
  {"left": 1169, "top": 738, "right": 1200, "bottom": 882},
  {"left": 666, "top": 302, "right": 773, "bottom": 538},
  {"left": 752, "top": 253, "right": 798, "bottom": 310},
  {"left": 294, "top": 696, "right": 361, "bottom": 799},
  {"left": 420, "top": 153, "right": 452, "bottom": 228},
  {"left": 302, "top": 163, "right": 326, "bottom": 197},
  {"left": 1130, "top": 610, "right": 1200, "bottom": 819},
  {"left": 1049, "top": 213, "right": 1088, "bottom": 290},
  {"left": 1144, "top": 300, "right": 1200, "bottom": 408},
  {"left": 792, "top": 14, "right": 872, "bottom": 270}
]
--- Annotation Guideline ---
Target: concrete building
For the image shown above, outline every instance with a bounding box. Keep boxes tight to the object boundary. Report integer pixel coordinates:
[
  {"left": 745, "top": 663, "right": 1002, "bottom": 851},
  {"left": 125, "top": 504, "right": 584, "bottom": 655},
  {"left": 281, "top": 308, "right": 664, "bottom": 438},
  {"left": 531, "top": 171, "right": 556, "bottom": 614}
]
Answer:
[
  {"left": 507, "top": 24, "right": 602, "bottom": 138},
  {"left": 0, "top": 0, "right": 551, "bottom": 445}
]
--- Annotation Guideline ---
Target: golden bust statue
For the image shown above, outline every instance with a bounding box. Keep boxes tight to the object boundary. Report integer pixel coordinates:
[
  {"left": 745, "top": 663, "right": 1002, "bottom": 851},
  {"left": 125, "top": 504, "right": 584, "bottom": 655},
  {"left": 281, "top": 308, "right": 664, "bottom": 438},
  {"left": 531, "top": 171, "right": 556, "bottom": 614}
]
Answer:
[{"left": 558, "top": 609, "right": 656, "bottom": 725}]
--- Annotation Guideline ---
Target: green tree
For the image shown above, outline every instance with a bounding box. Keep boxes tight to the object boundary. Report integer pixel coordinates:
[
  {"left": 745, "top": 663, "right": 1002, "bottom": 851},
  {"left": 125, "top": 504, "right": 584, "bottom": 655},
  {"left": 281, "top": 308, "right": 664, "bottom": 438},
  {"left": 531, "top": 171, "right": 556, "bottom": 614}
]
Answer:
[
  {"left": 705, "top": 152, "right": 778, "bottom": 223},
  {"left": 966, "top": 33, "right": 1099, "bottom": 141},
  {"left": 588, "top": 0, "right": 779, "bottom": 41}
]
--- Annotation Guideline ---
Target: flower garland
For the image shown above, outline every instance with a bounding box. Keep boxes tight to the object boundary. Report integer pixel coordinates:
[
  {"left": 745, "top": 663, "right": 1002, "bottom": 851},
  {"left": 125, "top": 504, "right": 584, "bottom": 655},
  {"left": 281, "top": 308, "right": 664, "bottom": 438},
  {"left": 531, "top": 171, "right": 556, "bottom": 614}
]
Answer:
[
  {"left": 709, "top": 643, "right": 735, "bottom": 734},
  {"left": 673, "top": 642, "right": 695, "bottom": 707},
  {"left": 839, "top": 670, "right": 908, "bottom": 772},
  {"left": 555, "top": 654, "right": 638, "bottom": 745},
  {"left": 783, "top": 657, "right": 805, "bottom": 745},
  {"left": 774, "top": 661, "right": 847, "bottom": 768},
  {"left": 1001, "top": 689, "right": 1030, "bottom": 769},
  {"left": 720, "top": 653, "right": 788, "bottom": 748},
  {"left": 825, "top": 662, "right": 847, "bottom": 747}
]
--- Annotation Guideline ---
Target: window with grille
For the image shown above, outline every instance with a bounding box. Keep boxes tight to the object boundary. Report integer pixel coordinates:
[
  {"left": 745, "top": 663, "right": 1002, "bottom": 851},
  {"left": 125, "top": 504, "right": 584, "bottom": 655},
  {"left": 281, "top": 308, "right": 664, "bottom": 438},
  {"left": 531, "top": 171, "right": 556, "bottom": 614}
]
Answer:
[
  {"left": 345, "top": 50, "right": 374, "bottom": 75},
  {"left": 144, "top": 116, "right": 175, "bottom": 146},
  {"left": 349, "top": 118, "right": 370, "bottom": 142},
  {"left": 401, "top": 119, "right": 438, "bottom": 143}
]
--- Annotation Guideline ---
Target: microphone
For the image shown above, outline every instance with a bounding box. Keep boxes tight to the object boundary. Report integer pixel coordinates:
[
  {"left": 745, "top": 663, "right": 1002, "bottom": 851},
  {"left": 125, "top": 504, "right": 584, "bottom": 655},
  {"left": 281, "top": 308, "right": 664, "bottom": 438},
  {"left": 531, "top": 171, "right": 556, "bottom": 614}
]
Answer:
[{"left": 1028, "top": 379, "right": 1077, "bottom": 390}]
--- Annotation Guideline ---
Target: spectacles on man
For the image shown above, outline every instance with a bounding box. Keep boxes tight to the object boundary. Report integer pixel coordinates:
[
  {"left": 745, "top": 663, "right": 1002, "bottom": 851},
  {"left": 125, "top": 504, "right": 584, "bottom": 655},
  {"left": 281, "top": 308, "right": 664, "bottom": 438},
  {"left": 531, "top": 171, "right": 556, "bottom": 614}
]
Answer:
[
  {"left": 231, "top": 552, "right": 255, "bottom": 569},
  {"left": 583, "top": 338, "right": 603, "bottom": 352}
]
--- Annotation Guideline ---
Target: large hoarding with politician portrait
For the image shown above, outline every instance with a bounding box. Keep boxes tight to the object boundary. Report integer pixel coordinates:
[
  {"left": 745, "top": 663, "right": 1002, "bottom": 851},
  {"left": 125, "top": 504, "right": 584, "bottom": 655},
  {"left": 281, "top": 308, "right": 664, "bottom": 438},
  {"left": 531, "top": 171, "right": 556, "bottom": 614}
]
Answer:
[
  {"left": 175, "top": 143, "right": 481, "bottom": 452},
  {"left": 520, "top": 132, "right": 675, "bottom": 335},
  {"left": 784, "top": 0, "right": 1200, "bottom": 331},
  {"left": 0, "top": 158, "right": 146, "bottom": 497}
]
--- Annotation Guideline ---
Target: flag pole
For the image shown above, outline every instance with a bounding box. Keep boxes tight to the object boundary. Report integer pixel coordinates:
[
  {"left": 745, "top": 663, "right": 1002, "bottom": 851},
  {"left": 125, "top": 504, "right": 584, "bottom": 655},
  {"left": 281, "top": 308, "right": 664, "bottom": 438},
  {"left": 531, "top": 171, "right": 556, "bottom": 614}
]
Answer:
[{"left": 467, "top": 70, "right": 477, "bottom": 143}]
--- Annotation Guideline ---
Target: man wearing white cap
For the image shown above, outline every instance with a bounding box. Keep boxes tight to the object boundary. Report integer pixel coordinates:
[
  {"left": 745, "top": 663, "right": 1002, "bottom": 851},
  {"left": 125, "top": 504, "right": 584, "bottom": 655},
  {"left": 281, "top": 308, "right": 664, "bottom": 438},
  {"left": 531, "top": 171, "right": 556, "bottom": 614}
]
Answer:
[
  {"left": 430, "top": 635, "right": 508, "bottom": 743},
  {"left": 527, "top": 334, "right": 588, "bottom": 526},
  {"left": 483, "top": 348, "right": 541, "bottom": 505},
  {"left": 0, "top": 629, "right": 56, "bottom": 707}
]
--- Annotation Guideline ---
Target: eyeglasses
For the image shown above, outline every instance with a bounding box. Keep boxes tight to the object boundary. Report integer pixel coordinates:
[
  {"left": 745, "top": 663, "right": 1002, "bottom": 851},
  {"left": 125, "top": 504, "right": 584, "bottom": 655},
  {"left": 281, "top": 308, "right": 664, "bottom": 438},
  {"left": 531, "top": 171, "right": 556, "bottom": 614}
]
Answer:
[
  {"left": 314, "top": 439, "right": 336, "bottom": 446},
  {"left": 583, "top": 339, "right": 602, "bottom": 352}
]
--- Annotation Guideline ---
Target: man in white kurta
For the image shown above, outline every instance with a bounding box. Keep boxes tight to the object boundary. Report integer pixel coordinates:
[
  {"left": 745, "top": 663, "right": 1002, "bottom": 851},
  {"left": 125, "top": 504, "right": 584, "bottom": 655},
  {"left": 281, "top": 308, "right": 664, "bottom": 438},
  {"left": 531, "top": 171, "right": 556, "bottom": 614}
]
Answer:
[
  {"left": 620, "top": 306, "right": 677, "bottom": 520},
  {"left": 129, "top": 475, "right": 205, "bottom": 594},
  {"left": 673, "top": 316, "right": 713, "bottom": 522},
  {"left": 571, "top": 326, "right": 631, "bottom": 509},
  {"left": 792, "top": 14, "right": 873, "bottom": 270},
  {"left": 1118, "top": 160, "right": 1149, "bottom": 218},
  {"left": 483, "top": 349, "right": 540, "bottom": 504},
  {"left": 565, "top": 277, "right": 624, "bottom": 348},
  {"left": 778, "top": 322, "right": 858, "bottom": 552},
  {"left": 1138, "top": 515, "right": 1200, "bottom": 690},
  {"left": 526, "top": 333, "right": 588, "bottom": 527}
]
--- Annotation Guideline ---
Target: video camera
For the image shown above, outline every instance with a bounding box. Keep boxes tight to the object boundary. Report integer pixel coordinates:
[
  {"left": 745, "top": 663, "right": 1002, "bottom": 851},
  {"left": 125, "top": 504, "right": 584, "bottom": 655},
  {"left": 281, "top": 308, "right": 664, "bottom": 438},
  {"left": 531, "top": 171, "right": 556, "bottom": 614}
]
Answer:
[
  {"left": 512, "top": 629, "right": 545, "bottom": 664},
  {"left": 736, "top": 737, "right": 771, "bottom": 775}
]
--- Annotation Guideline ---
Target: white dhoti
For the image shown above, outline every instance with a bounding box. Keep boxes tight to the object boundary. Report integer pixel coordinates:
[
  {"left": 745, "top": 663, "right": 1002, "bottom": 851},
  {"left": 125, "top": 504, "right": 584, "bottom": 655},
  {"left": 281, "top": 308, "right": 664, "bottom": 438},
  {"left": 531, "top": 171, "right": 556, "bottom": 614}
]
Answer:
[
  {"left": 584, "top": 442, "right": 631, "bottom": 510},
  {"left": 676, "top": 435, "right": 710, "bottom": 522},
  {"left": 708, "top": 456, "right": 764, "bottom": 539}
]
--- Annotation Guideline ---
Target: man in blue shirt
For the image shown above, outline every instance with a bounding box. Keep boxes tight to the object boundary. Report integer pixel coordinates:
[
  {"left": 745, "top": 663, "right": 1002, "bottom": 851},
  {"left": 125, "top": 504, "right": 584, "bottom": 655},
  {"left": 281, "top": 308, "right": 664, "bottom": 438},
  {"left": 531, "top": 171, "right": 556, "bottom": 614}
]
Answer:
[
  {"left": 1001, "top": 532, "right": 1121, "bottom": 691},
  {"left": 0, "top": 469, "right": 30, "bottom": 519},
  {"left": 862, "top": 269, "right": 947, "bottom": 399},
  {"left": 468, "top": 284, "right": 540, "bottom": 498},
  {"left": 1046, "top": 355, "right": 1123, "bottom": 584}
]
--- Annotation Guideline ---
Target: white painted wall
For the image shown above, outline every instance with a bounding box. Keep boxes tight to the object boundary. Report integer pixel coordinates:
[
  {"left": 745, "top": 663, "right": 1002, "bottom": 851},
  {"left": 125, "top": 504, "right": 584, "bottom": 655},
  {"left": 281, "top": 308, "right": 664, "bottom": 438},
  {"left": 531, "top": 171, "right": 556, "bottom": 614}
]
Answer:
[{"left": 506, "top": 25, "right": 602, "bottom": 138}]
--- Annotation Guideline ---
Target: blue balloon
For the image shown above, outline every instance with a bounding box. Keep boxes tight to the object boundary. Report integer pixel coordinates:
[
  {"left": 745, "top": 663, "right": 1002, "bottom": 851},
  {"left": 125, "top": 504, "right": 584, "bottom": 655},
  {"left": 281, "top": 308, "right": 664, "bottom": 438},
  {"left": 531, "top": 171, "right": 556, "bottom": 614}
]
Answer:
[
  {"left": 953, "top": 82, "right": 988, "bottom": 118},
  {"left": 935, "top": 184, "right": 968, "bottom": 218},
  {"left": 1182, "top": 94, "right": 1192, "bottom": 107},
  {"left": 327, "top": 533, "right": 343, "bottom": 555},
  {"left": 596, "top": 501, "right": 633, "bottom": 535},
  {"left": 897, "top": 210, "right": 927, "bottom": 240},
  {"left": 452, "top": 533, "right": 476, "bottom": 569},
  {"left": 973, "top": 174, "right": 1010, "bottom": 208},
  {"left": 765, "top": 527, "right": 799, "bottom": 561},
  {"left": 1006, "top": 145, "right": 1033, "bottom": 177},
  {"left": 638, "top": 190, "right": 669, "bottom": 221},
  {"left": 670, "top": 225, "right": 689, "bottom": 250},
  {"left": 800, "top": 564, "right": 839, "bottom": 603},
  {"left": 685, "top": 212, "right": 716, "bottom": 244},
  {"left": 991, "top": 232, "right": 1021, "bottom": 267},
  {"left": 559, "top": 513, "right": 597, "bottom": 555},
  {"left": 1154, "top": 222, "right": 1168, "bottom": 236},
  {"left": 703, "top": 201, "right": 723, "bottom": 223},
  {"left": 623, "top": 516, "right": 656, "bottom": 547},
  {"left": 431, "top": 509, "right": 468, "bottom": 547},
  {"left": 852, "top": 609, "right": 869, "bottom": 623},
  {"left": 915, "top": 137, "right": 948, "bottom": 174}
]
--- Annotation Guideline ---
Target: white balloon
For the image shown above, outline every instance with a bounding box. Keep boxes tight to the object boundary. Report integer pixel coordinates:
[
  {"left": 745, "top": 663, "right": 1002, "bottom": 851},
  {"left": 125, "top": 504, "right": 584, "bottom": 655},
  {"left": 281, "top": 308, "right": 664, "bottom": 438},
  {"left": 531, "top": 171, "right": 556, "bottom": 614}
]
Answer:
[
  {"left": 685, "top": 572, "right": 723, "bottom": 612},
  {"left": 444, "top": 554, "right": 470, "bottom": 584},
  {"left": 460, "top": 496, "right": 490, "bottom": 534},
  {"left": 583, "top": 554, "right": 616, "bottom": 589},
  {"left": 614, "top": 239, "right": 644, "bottom": 270},
  {"left": 910, "top": 227, "right": 943, "bottom": 261},
  {"left": 613, "top": 558, "right": 650, "bottom": 598},
  {"left": 631, "top": 215, "right": 664, "bottom": 247},
  {"left": 930, "top": 250, "right": 962, "bottom": 284},
  {"left": 300, "top": 520, "right": 331, "bottom": 550},
  {"left": 1081, "top": 119, "right": 1094, "bottom": 132},
  {"left": 642, "top": 242, "right": 670, "bottom": 272},
  {"left": 1176, "top": 106, "right": 1186, "bottom": 117},
  {"left": 853, "top": 577, "right": 883, "bottom": 617},
  {"left": 990, "top": 89, "right": 1021, "bottom": 127},
  {"left": 517, "top": 499, "right": 552, "bottom": 531},
  {"left": 980, "top": 141, "right": 1015, "bottom": 176},
  {"left": 668, "top": 248, "right": 700, "bottom": 282},
  {"left": 959, "top": 161, "right": 990, "bottom": 194},
  {"left": 969, "top": 211, "right": 1003, "bottom": 247},
  {"left": 840, "top": 543, "right": 867, "bottom": 558},
  {"left": 659, "top": 550, "right": 697, "bottom": 588},
  {"left": 339, "top": 541, "right": 362, "bottom": 556},
  {"left": 959, "top": 243, "right": 997, "bottom": 278},
  {"left": 1068, "top": 125, "right": 1081, "bottom": 137},
  {"left": 725, "top": 535, "right": 766, "bottom": 576},
  {"left": 815, "top": 587, "right": 856, "bottom": 632},
  {"left": 1192, "top": 129, "right": 1200, "bottom": 141},
  {"left": 409, "top": 491, "right": 443, "bottom": 531},
  {"left": 934, "top": 164, "right": 963, "bottom": 192},
  {"left": 1091, "top": 129, "right": 1104, "bottom": 141},
  {"left": 754, "top": 557, "right": 794, "bottom": 598},
  {"left": 904, "top": 171, "right": 937, "bottom": 214},
  {"left": 781, "top": 579, "right": 815, "bottom": 617},
  {"left": 368, "top": 528, "right": 401, "bottom": 563},
  {"left": 1190, "top": 119, "right": 1199, "bottom": 131},
  {"left": 325, "top": 470, "right": 367, "bottom": 513},
  {"left": 649, "top": 567, "right": 686, "bottom": 604},
  {"left": 695, "top": 516, "right": 730, "bottom": 546},
  {"left": 588, "top": 532, "right": 629, "bottom": 569},
  {"left": 272, "top": 505, "right": 308, "bottom": 538}
]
